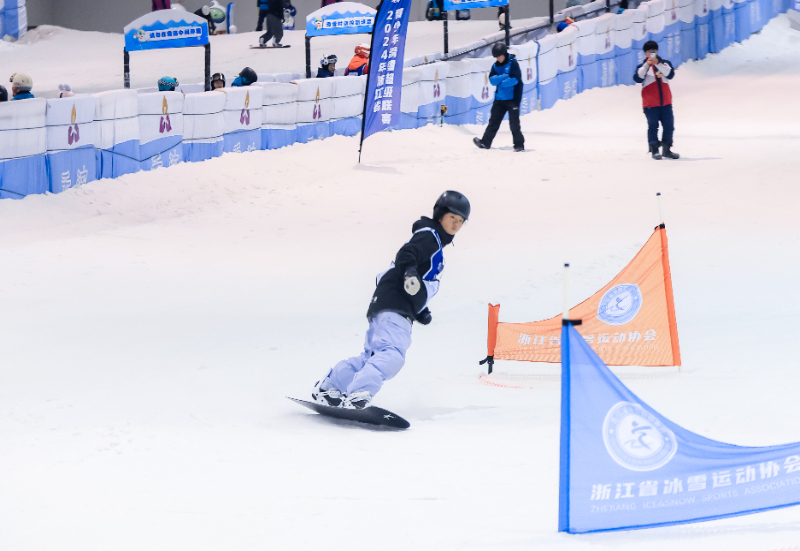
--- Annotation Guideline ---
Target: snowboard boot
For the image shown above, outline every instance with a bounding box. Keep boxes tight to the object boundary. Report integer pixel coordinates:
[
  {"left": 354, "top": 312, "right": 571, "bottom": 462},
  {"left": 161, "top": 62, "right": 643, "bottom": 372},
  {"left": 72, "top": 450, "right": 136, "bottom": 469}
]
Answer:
[
  {"left": 473, "top": 137, "right": 489, "bottom": 149},
  {"left": 514, "top": 145, "right": 524, "bottom": 152},
  {"left": 662, "top": 143, "right": 680, "bottom": 159},
  {"left": 649, "top": 143, "right": 662, "bottom": 160},
  {"left": 342, "top": 390, "right": 372, "bottom": 410},
  {"left": 312, "top": 380, "right": 343, "bottom": 407},
  {"left": 258, "top": 35, "right": 267, "bottom": 47}
]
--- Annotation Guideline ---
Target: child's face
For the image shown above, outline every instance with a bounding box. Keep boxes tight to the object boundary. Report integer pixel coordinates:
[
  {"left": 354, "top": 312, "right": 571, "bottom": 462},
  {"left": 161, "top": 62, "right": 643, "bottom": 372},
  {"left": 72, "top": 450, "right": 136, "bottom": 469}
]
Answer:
[{"left": 440, "top": 213, "right": 465, "bottom": 236}]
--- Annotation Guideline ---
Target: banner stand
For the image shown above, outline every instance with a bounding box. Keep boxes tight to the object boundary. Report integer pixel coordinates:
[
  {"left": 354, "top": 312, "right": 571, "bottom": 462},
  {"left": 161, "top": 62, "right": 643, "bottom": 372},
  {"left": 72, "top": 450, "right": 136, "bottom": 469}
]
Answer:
[{"left": 123, "top": 12, "right": 212, "bottom": 92}]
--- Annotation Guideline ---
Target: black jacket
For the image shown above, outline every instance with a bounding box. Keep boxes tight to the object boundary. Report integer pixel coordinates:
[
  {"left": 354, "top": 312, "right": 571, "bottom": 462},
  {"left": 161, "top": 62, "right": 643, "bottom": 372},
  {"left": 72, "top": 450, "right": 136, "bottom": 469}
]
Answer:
[
  {"left": 316, "top": 67, "right": 335, "bottom": 78},
  {"left": 367, "top": 217, "right": 454, "bottom": 321}
]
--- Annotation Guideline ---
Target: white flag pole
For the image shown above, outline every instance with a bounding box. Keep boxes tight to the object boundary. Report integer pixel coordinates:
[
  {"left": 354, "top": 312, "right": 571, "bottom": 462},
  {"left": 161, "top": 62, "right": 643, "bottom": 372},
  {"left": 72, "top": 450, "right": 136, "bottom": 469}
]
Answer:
[{"left": 562, "top": 263, "right": 570, "bottom": 321}]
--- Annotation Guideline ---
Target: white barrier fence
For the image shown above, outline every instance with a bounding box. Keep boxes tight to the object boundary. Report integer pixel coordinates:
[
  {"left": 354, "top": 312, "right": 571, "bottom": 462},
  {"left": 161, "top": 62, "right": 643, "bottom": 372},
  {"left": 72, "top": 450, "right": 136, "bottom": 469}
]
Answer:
[{"left": 0, "top": 0, "right": 791, "bottom": 199}]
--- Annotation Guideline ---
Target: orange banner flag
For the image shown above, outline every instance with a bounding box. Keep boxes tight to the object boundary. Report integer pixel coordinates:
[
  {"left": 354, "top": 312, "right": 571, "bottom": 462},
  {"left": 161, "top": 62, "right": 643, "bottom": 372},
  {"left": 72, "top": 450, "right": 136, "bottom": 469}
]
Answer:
[{"left": 486, "top": 225, "right": 681, "bottom": 367}]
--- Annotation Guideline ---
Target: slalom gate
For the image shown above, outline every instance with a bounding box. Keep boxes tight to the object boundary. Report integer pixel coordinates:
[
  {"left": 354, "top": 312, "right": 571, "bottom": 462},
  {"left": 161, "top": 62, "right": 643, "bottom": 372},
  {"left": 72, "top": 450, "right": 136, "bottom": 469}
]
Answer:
[{"left": 0, "top": 0, "right": 793, "bottom": 199}]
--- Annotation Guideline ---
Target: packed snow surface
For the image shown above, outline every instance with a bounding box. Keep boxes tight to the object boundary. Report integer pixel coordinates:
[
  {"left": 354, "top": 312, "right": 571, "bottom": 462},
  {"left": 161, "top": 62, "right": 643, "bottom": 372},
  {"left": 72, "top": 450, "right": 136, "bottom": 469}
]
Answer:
[{"left": 1, "top": 14, "right": 800, "bottom": 551}]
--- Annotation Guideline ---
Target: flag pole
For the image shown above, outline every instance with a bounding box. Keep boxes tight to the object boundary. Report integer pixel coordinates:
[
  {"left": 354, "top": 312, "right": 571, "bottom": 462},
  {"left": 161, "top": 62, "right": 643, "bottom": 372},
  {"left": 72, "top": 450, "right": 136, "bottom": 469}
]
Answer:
[
  {"left": 562, "top": 263, "right": 570, "bottom": 320},
  {"left": 656, "top": 192, "right": 664, "bottom": 226}
]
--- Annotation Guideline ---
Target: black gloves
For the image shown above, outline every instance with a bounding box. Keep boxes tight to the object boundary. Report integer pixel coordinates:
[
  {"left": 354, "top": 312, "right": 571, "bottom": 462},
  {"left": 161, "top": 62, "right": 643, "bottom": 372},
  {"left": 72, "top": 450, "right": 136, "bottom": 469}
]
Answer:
[
  {"left": 415, "top": 308, "right": 432, "bottom": 325},
  {"left": 403, "top": 267, "right": 421, "bottom": 296}
]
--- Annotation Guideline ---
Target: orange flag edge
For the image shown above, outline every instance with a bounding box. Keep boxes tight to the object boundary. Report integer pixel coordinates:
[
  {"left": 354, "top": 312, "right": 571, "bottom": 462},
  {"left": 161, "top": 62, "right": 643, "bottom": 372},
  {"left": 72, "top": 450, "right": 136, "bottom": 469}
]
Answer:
[{"left": 659, "top": 225, "right": 682, "bottom": 366}]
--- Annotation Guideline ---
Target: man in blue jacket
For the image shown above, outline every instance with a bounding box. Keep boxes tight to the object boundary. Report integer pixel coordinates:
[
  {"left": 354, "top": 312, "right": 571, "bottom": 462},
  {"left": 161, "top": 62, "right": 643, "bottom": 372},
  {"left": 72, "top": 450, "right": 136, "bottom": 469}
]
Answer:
[{"left": 473, "top": 43, "right": 525, "bottom": 152}]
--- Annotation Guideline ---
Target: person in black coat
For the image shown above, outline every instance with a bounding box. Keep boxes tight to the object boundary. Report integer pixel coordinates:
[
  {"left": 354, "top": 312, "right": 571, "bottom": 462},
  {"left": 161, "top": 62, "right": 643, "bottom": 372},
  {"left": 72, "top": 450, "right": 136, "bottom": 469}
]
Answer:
[
  {"left": 317, "top": 55, "right": 337, "bottom": 78},
  {"left": 258, "top": 0, "right": 285, "bottom": 47}
]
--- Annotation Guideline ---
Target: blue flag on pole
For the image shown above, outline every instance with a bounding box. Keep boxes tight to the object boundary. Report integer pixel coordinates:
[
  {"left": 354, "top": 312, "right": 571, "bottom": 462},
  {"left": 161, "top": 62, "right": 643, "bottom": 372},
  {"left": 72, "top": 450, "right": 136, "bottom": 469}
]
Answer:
[
  {"left": 361, "top": 0, "right": 413, "bottom": 143},
  {"left": 559, "top": 322, "right": 800, "bottom": 533}
]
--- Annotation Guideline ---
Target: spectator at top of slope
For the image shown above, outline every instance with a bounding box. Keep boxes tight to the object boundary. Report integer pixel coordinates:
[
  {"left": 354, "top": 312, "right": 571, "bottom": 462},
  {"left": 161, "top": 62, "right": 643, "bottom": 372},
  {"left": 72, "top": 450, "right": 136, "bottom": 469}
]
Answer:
[
  {"left": 9, "top": 73, "right": 34, "bottom": 101},
  {"left": 152, "top": 0, "right": 172, "bottom": 11},
  {"left": 0, "top": 85, "right": 8, "bottom": 102},
  {"left": 58, "top": 84, "right": 75, "bottom": 98},
  {"left": 212, "top": 72, "right": 226, "bottom": 90},
  {"left": 317, "top": 55, "right": 337, "bottom": 78},
  {"left": 345, "top": 44, "right": 370, "bottom": 76},
  {"left": 232, "top": 67, "right": 258, "bottom": 87},
  {"left": 158, "top": 77, "right": 179, "bottom": 92}
]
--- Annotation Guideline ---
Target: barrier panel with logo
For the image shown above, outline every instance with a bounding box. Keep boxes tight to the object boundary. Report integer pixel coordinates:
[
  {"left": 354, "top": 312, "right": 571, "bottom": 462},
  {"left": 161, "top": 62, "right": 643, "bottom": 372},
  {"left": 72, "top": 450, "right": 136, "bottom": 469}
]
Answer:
[
  {"left": 631, "top": 7, "right": 650, "bottom": 66},
  {"left": 537, "top": 34, "right": 559, "bottom": 110},
  {"left": 663, "top": 0, "right": 683, "bottom": 66},
  {"left": 294, "top": 79, "right": 332, "bottom": 143},
  {"left": 443, "top": 60, "right": 473, "bottom": 125},
  {"left": 137, "top": 92, "right": 184, "bottom": 171},
  {"left": 679, "top": 0, "right": 698, "bottom": 60},
  {"left": 45, "top": 96, "right": 97, "bottom": 194},
  {"left": 512, "top": 42, "right": 539, "bottom": 116},
  {"left": 182, "top": 91, "right": 226, "bottom": 162},
  {"left": 416, "top": 62, "right": 450, "bottom": 125},
  {"left": 221, "top": 87, "right": 263, "bottom": 153},
  {"left": 260, "top": 82, "right": 299, "bottom": 149},
  {"left": 94, "top": 90, "right": 140, "bottom": 180},
  {"left": 594, "top": 14, "right": 618, "bottom": 88},
  {"left": 614, "top": 10, "right": 637, "bottom": 85},
  {"left": 0, "top": 98, "right": 47, "bottom": 199},
  {"left": 556, "top": 26, "right": 580, "bottom": 100},
  {"left": 467, "top": 57, "right": 496, "bottom": 124},
  {"left": 399, "top": 68, "right": 422, "bottom": 129},
  {"left": 694, "top": 0, "right": 712, "bottom": 58},
  {"left": 574, "top": 18, "right": 599, "bottom": 92}
]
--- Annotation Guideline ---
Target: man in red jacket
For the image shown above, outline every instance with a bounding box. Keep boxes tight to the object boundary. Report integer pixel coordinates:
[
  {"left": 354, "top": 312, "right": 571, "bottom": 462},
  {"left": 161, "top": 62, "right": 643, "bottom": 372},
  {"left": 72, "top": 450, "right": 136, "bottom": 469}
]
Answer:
[{"left": 633, "top": 41, "right": 679, "bottom": 160}]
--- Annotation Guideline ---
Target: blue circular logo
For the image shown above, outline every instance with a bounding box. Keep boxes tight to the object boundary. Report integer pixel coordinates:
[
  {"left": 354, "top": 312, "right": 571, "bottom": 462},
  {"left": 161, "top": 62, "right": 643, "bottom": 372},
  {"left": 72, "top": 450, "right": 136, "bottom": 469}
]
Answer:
[
  {"left": 597, "top": 284, "right": 643, "bottom": 326},
  {"left": 603, "top": 401, "right": 677, "bottom": 472}
]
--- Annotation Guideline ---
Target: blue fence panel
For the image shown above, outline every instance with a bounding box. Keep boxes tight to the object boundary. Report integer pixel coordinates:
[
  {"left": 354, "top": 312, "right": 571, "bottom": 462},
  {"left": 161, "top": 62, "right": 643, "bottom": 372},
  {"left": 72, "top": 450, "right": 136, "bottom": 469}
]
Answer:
[
  {"left": 0, "top": 156, "right": 48, "bottom": 199},
  {"left": 46, "top": 147, "right": 96, "bottom": 194}
]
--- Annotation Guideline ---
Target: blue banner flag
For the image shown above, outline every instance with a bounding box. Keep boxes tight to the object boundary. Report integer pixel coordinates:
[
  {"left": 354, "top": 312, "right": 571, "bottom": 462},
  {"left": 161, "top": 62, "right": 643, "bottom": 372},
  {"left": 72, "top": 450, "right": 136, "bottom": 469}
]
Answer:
[
  {"left": 361, "top": 0, "right": 413, "bottom": 143},
  {"left": 443, "top": 0, "right": 507, "bottom": 10},
  {"left": 559, "top": 322, "right": 800, "bottom": 533},
  {"left": 124, "top": 11, "right": 209, "bottom": 52},
  {"left": 306, "top": 2, "right": 376, "bottom": 37}
]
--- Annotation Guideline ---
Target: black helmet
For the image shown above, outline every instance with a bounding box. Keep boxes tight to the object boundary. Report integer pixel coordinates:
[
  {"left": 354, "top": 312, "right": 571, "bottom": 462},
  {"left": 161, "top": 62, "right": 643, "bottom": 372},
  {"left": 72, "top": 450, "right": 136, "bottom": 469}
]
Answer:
[
  {"left": 434, "top": 191, "right": 470, "bottom": 221},
  {"left": 239, "top": 67, "right": 258, "bottom": 85},
  {"left": 0, "top": 85, "right": 7, "bottom": 102},
  {"left": 491, "top": 42, "right": 508, "bottom": 58},
  {"left": 321, "top": 54, "right": 338, "bottom": 67},
  {"left": 212, "top": 72, "right": 226, "bottom": 87}
]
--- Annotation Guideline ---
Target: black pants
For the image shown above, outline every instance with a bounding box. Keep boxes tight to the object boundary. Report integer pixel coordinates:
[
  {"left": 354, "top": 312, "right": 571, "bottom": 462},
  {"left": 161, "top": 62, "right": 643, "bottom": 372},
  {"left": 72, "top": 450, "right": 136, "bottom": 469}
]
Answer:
[
  {"left": 256, "top": 9, "right": 268, "bottom": 31},
  {"left": 481, "top": 100, "right": 524, "bottom": 149},
  {"left": 644, "top": 104, "right": 675, "bottom": 146},
  {"left": 260, "top": 14, "right": 284, "bottom": 44}
]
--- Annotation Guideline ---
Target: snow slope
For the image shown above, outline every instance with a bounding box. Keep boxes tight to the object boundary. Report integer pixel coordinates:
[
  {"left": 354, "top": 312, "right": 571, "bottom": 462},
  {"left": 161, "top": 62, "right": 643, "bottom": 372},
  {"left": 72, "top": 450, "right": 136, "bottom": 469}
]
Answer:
[{"left": 1, "top": 14, "right": 799, "bottom": 551}]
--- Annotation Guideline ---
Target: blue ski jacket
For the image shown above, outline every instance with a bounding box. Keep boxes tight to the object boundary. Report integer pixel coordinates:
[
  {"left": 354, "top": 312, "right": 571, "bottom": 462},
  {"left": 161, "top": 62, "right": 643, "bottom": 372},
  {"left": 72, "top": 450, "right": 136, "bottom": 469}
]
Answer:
[{"left": 489, "top": 54, "right": 523, "bottom": 104}]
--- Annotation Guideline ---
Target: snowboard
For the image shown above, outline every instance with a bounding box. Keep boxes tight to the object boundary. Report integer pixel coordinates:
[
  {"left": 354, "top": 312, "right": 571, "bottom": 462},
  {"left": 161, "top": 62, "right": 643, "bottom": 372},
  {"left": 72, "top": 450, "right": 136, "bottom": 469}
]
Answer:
[
  {"left": 250, "top": 44, "right": 292, "bottom": 49},
  {"left": 287, "top": 397, "right": 410, "bottom": 430}
]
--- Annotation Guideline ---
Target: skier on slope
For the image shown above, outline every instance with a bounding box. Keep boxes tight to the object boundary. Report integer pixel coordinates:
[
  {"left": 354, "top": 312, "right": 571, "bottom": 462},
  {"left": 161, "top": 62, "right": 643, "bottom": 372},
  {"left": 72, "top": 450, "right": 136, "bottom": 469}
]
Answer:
[
  {"left": 633, "top": 40, "right": 679, "bottom": 160},
  {"left": 473, "top": 43, "right": 525, "bottom": 152},
  {"left": 312, "top": 191, "right": 471, "bottom": 410}
]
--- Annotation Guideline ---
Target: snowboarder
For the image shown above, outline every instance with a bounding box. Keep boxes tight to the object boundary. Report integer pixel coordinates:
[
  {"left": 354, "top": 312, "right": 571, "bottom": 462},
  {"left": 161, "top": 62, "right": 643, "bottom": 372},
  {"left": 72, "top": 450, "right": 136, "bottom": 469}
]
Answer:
[
  {"left": 344, "top": 44, "right": 370, "bottom": 76},
  {"left": 312, "top": 191, "right": 471, "bottom": 410},
  {"left": 258, "top": 0, "right": 285, "bottom": 47},
  {"left": 473, "top": 43, "right": 525, "bottom": 152},
  {"left": 633, "top": 41, "right": 679, "bottom": 160},
  {"left": 317, "top": 55, "right": 337, "bottom": 78},
  {"left": 231, "top": 67, "right": 257, "bottom": 87}
]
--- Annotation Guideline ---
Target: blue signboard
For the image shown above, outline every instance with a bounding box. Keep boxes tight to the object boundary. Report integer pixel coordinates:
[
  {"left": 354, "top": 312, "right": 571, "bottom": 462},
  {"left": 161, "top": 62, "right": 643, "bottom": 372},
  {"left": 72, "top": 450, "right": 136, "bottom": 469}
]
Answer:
[
  {"left": 558, "top": 323, "right": 800, "bottom": 533},
  {"left": 362, "top": 0, "right": 413, "bottom": 141},
  {"left": 124, "top": 11, "right": 209, "bottom": 52},
  {"left": 443, "top": 0, "right": 507, "bottom": 10},
  {"left": 306, "top": 2, "right": 377, "bottom": 37}
]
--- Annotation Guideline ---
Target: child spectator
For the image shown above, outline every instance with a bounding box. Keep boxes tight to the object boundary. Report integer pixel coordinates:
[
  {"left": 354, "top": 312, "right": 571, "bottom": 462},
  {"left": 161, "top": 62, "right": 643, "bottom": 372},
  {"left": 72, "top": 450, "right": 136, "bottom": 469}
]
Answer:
[
  {"left": 232, "top": 67, "right": 258, "bottom": 87},
  {"left": 317, "top": 55, "right": 337, "bottom": 78},
  {"left": 212, "top": 73, "right": 226, "bottom": 89},
  {"left": 158, "top": 77, "right": 179, "bottom": 92},
  {"left": 9, "top": 73, "right": 34, "bottom": 101},
  {"left": 633, "top": 40, "right": 679, "bottom": 160},
  {"left": 283, "top": 0, "right": 297, "bottom": 30},
  {"left": 58, "top": 84, "right": 75, "bottom": 98},
  {"left": 345, "top": 44, "right": 370, "bottom": 76}
]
